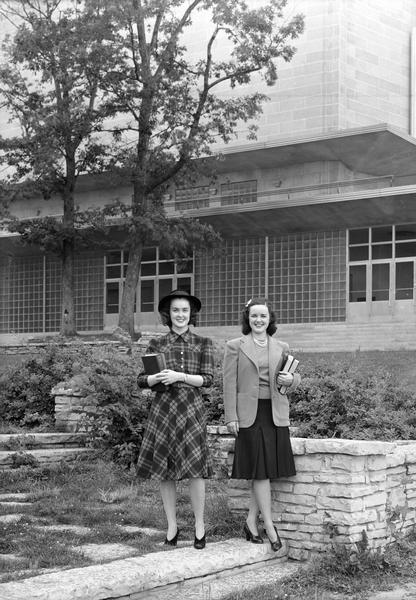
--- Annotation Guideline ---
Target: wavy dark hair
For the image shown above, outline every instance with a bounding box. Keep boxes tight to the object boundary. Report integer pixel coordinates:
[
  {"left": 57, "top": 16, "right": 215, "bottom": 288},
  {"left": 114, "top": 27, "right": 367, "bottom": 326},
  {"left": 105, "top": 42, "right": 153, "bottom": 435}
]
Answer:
[
  {"left": 159, "top": 297, "right": 198, "bottom": 328},
  {"left": 241, "top": 298, "right": 277, "bottom": 336}
]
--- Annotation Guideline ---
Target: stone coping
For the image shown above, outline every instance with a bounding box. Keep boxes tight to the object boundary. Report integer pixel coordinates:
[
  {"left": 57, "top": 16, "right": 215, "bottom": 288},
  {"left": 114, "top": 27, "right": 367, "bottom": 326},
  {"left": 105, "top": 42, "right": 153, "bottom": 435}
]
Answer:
[
  {"left": 207, "top": 426, "right": 416, "bottom": 457},
  {"left": 0, "top": 538, "right": 287, "bottom": 600}
]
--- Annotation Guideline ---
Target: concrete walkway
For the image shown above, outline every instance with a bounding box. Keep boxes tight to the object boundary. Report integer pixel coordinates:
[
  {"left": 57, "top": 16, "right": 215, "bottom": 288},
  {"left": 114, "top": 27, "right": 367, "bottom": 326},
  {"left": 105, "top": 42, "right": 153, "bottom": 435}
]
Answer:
[{"left": 0, "top": 538, "right": 291, "bottom": 600}]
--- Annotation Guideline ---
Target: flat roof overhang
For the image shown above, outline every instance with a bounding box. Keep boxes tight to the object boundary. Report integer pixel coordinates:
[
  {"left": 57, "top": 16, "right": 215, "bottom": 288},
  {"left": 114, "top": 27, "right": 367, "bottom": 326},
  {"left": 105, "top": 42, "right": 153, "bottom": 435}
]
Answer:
[
  {"left": 189, "top": 185, "right": 416, "bottom": 237},
  {"left": 212, "top": 123, "right": 416, "bottom": 177}
]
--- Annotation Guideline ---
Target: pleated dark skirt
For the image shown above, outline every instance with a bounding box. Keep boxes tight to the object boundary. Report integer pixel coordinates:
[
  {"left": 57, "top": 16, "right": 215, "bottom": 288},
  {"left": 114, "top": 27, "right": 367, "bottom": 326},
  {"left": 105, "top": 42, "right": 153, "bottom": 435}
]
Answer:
[{"left": 231, "top": 398, "right": 296, "bottom": 480}]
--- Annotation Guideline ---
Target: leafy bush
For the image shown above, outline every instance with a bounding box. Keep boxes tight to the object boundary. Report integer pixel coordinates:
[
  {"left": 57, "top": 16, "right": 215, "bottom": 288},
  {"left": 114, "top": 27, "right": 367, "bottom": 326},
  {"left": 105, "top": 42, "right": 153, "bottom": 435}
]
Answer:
[
  {"left": 0, "top": 344, "right": 86, "bottom": 429},
  {"left": 290, "top": 355, "right": 416, "bottom": 440},
  {"left": 71, "top": 351, "right": 152, "bottom": 467}
]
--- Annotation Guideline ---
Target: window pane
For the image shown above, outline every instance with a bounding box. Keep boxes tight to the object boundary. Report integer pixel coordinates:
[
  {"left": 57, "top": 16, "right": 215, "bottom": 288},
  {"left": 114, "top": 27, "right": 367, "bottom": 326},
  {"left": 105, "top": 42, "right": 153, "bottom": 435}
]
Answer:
[
  {"left": 177, "top": 277, "right": 191, "bottom": 294},
  {"left": 349, "top": 265, "right": 366, "bottom": 302},
  {"left": 396, "top": 224, "right": 416, "bottom": 241},
  {"left": 349, "top": 229, "right": 369, "bottom": 244},
  {"left": 372, "top": 226, "right": 392, "bottom": 243},
  {"left": 176, "top": 258, "right": 193, "bottom": 274},
  {"left": 396, "top": 242, "right": 416, "bottom": 258},
  {"left": 141, "top": 263, "right": 157, "bottom": 276},
  {"left": 159, "top": 261, "right": 175, "bottom": 275},
  {"left": 106, "top": 251, "right": 121, "bottom": 265},
  {"left": 106, "top": 265, "right": 121, "bottom": 278},
  {"left": 106, "top": 282, "right": 119, "bottom": 313},
  {"left": 371, "top": 244, "right": 392, "bottom": 259},
  {"left": 396, "top": 262, "right": 414, "bottom": 300},
  {"left": 140, "top": 280, "right": 154, "bottom": 312},
  {"left": 142, "top": 247, "right": 157, "bottom": 261},
  {"left": 159, "top": 279, "right": 173, "bottom": 302},
  {"left": 372, "top": 263, "right": 389, "bottom": 301},
  {"left": 349, "top": 246, "right": 368, "bottom": 261}
]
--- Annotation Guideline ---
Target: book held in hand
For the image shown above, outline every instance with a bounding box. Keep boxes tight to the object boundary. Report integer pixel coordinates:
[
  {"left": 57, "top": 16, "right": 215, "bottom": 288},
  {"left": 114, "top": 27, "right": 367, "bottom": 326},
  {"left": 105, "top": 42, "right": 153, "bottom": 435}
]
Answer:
[
  {"left": 141, "top": 353, "right": 167, "bottom": 392},
  {"left": 277, "top": 354, "right": 299, "bottom": 393}
]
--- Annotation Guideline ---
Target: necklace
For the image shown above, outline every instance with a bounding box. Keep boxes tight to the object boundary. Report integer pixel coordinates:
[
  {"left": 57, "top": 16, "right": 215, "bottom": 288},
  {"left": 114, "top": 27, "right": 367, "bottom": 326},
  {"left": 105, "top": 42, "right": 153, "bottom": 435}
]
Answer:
[{"left": 253, "top": 337, "right": 268, "bottom": 347}]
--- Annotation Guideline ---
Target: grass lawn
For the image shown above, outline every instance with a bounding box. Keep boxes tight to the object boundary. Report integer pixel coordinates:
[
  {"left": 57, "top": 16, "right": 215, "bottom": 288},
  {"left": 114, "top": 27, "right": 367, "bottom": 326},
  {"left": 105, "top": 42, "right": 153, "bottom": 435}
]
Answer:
[{"left": 0, "top": 458, "right": 241, "bottom": 583}]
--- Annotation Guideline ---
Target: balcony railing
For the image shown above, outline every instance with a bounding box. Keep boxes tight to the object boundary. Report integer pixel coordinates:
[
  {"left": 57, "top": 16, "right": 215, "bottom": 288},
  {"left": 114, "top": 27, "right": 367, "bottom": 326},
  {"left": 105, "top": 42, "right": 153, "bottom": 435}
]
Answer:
[{"left": 165, "top": 174, "right": 395, "bottom": 214}]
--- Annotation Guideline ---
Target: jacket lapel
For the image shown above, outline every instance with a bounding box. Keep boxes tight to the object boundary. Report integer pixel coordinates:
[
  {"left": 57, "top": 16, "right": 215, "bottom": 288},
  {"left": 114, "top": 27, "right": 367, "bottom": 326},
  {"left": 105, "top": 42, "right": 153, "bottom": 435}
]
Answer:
[{"left": 240, "top": 334, "right": 258, "bottom": 371}]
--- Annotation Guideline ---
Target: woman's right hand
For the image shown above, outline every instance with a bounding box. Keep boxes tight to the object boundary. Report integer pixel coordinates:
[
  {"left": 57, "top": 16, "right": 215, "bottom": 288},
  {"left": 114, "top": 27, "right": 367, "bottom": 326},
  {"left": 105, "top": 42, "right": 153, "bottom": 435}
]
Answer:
[
  {"left": 148, "top": 373, "right": 164, "bottom": 387},
  {"left": 227, "top": 421, "right": 239, "bottom": 437}
]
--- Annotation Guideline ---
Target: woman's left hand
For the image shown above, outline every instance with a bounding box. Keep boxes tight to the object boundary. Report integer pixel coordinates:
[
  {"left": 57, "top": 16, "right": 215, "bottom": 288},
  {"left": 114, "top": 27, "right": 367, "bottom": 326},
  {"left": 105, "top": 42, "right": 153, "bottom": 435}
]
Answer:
[
  {"left": 159, "top": 369, "right": 183, "bottom": 385},
  {"left": 276, "top": 371, "right": 294, "bottom": 387}
]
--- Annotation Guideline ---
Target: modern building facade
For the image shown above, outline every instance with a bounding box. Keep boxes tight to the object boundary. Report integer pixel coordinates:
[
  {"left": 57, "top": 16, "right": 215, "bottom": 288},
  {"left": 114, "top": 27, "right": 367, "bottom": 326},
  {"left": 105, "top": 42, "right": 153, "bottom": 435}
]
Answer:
[{"left": 2, "top": 0, "right": 416, "bottom": 349}]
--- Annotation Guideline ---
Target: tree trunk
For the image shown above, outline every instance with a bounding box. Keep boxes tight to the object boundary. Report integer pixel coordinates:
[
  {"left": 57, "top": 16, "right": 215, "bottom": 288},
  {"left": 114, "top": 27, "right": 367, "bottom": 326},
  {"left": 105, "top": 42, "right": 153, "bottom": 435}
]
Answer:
[
  {"left": 61, "top": 238, "right": 76, "bottom": 336},
  {"left": 118, "top": 239, "right": 142, "bottom": 337}
]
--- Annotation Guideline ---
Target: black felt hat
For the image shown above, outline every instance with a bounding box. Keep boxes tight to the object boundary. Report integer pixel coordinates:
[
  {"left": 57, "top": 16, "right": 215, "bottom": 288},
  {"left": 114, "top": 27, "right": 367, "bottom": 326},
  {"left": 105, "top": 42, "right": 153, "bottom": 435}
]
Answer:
[{"left": 158, "top": 289, "right": 202, "bottom": 313}]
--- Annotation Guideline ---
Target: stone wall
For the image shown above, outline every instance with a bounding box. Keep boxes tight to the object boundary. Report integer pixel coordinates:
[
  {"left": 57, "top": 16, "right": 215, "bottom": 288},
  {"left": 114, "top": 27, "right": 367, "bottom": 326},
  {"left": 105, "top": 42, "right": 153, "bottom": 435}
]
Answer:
[{"left": 207, "top": 426, "right": 416, "bottom": 560}]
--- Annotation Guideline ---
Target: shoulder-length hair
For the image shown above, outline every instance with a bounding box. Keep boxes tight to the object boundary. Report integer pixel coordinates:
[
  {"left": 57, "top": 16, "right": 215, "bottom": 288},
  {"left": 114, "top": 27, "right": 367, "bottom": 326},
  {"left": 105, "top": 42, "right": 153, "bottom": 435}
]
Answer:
[
  {"left": 241, "top": 298, "right": 277, "bottom": 336},
  {"left": 159, "top": 297, "right": 198, "bottom": 328}
]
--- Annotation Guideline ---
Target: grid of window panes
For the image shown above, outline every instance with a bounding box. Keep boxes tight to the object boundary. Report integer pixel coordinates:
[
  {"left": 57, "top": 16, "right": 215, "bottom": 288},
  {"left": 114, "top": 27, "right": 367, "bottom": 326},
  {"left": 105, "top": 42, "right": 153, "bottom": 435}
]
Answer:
[
  {"left": 0, "top": 257, "right": 12, "bottom": 333},
  {"left": 45, "top": 257, "right": 61, "bottom": 332},
  {"left": 348, "top": 224, "right": 416, "bottom": 302},
  {"left": 74, "top": 254, "right": 104, "bottom": 330},
  {"left": 268, "top": 231, "right": 346, "bottom": 323},
  {"left": 1, "top": 256, "right": 45, "bottom": 333},
  {"left": 105, "top": 248, "right": 193, "bottom": 314},
  {"left": 220, "top": 180, "right": 257, "bottom": 206},
  {"left": 0, "top": 253, "right": 104, "bottom": 334},
  {"left": 195, "top": 238, "right": 266, "bottom": 326},
  {"left": 175, "top": 185, "right": 211, "bottom": 211}
]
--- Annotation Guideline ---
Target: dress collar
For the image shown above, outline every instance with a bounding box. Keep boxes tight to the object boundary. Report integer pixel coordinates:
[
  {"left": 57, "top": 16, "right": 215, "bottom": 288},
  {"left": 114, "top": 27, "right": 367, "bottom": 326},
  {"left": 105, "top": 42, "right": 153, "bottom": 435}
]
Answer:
[{"left": 168, "top": 328, "right": 191, "bottom": 343}]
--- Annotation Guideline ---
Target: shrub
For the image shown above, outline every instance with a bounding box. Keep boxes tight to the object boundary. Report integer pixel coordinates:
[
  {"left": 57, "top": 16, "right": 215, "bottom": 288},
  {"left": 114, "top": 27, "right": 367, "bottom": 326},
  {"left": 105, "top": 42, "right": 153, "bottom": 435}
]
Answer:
[
  {"left": 0, "top": 344, "right": 86, "bottom": 429},
  {"left": 290, "top": 356, "right": 416, "bottom": 440},
  {"left": 72, "top": 351, "right": 152, "bottom": 468}
]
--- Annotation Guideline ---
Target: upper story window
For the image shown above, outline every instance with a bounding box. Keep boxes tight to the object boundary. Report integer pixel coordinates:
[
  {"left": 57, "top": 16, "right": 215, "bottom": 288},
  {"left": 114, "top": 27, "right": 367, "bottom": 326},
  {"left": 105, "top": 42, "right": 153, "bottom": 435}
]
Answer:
[
  {"left": 220, "top": 180, "right": 257, "bottom": 206},
  {"left": 175, "top": 185, "right": 210, "bottom": 211},
  {"left": 349, "top": 226, "right": 416, "bottom": 262}
]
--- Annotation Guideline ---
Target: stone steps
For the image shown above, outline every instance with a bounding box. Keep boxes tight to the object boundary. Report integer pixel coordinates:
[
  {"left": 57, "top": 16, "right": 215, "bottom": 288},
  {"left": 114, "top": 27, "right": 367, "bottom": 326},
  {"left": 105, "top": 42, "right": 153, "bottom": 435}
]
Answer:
[
  {"left": 0, "top": 538, "right": 293, "bottom": 600},
  {"left": 0, "top": 432, "right": 94, "bottom": 470}
]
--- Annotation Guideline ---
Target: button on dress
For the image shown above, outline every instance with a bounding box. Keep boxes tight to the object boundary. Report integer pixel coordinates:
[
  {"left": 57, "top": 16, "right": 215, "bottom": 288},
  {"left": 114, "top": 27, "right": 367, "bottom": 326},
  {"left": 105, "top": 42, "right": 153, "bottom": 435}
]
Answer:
[{"left": 137, "top": 329, "right": 214, "bottom": 480}]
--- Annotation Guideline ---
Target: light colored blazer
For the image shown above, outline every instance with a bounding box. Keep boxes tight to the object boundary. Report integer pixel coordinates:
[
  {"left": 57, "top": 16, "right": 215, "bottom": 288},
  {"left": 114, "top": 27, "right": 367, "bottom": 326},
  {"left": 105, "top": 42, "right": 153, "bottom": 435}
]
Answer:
[{"left": 223, "top": 334, "right": 301, "bottom": 428}]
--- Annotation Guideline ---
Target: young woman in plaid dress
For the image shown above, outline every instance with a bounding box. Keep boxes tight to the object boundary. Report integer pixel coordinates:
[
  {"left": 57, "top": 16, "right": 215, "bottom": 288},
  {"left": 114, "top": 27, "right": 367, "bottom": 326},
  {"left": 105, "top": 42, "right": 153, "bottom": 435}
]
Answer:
[{"left": 137, "top": 290, "right": 214, "bottom": 550}]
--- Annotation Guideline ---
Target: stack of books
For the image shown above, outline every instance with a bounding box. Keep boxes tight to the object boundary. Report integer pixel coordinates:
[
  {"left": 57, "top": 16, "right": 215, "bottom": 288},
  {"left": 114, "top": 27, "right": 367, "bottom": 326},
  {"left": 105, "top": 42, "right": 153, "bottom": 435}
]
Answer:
[{"left": 277, "top": 354, "right": 299, "bottom": 393}]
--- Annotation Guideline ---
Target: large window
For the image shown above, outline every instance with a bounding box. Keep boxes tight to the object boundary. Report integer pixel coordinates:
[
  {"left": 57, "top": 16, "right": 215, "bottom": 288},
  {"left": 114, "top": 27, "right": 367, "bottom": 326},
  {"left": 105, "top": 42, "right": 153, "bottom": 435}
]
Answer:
[
  {"left": 105, "top": 249, "right": 193, "bottom": 314},
  {"left": 175, "top": 186, "right": 210, "bottom": 211},
  {"left": 220, "top": 180, "right": 257, "bottom": 206},
  {"left": 348, "top": 225, "right": 416, "bottom": 303}
]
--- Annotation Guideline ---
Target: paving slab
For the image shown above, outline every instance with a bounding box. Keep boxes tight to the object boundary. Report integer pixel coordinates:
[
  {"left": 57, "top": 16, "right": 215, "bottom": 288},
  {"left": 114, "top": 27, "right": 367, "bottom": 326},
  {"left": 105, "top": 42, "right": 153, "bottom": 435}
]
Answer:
[
  {"left": 0, "top": 494, "right": 30, "bottom": 502},
  {"left": 366, "top": 584, "right": 416, "bottom": 600},
  {"left": 0, "top": 537, "right": 287, "bottom": 600},
  {"left": 0, "top": 514, "right": 25, "bottom": 524}
]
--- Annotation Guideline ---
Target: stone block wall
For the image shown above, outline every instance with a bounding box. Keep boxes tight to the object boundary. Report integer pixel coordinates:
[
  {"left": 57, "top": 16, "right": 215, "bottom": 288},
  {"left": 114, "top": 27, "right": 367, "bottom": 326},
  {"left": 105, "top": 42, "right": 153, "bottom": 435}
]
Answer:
[{"left": 207, "top": 426, "right": 416, "bottom": 560}]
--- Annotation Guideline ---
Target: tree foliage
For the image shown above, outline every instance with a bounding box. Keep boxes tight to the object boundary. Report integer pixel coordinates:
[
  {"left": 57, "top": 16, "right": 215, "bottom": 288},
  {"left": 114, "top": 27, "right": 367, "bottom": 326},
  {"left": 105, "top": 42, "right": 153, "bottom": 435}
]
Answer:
[{"left": 0, "top": 0, "right": 305, "bottom": 337}]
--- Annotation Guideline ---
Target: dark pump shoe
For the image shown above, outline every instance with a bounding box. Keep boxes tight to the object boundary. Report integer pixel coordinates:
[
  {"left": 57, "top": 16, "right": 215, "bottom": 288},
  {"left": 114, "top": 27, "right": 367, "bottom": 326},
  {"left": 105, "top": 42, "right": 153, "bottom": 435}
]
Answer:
[
  {"left": 243, "top": 522, "right": 263, "bottom": 544},
  {"left": 164, "top": 528, "right": 180, "bottom": 546},
  {"left": 194, "top": 532, "right": 206, "bottom": 550},
  {"left": 267, "top": 526, "right": 282, "bottom": 552}
]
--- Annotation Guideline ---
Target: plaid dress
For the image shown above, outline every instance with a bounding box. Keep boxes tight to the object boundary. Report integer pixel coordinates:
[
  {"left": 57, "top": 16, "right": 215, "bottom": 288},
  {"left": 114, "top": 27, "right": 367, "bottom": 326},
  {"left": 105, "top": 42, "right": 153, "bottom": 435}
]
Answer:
[{"left": 136, "top": 329, "right": 214, "bottom": 480}]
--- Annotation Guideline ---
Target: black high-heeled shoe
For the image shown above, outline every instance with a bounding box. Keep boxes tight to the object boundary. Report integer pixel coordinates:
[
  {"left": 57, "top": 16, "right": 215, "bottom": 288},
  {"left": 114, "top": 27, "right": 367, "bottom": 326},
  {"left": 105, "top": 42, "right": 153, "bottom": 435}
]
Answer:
[
  {"left": 164, "top": 528, "right": 180, "bottom": 546},
  {"left": 266, "top": 526, "right": 282, "bottom": 552},
  {"left": 243, "top": 522, "right": 263, "bottom": 544},
  {"left": 194, "top": 531, "right": 206, "bottom": 550}
]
